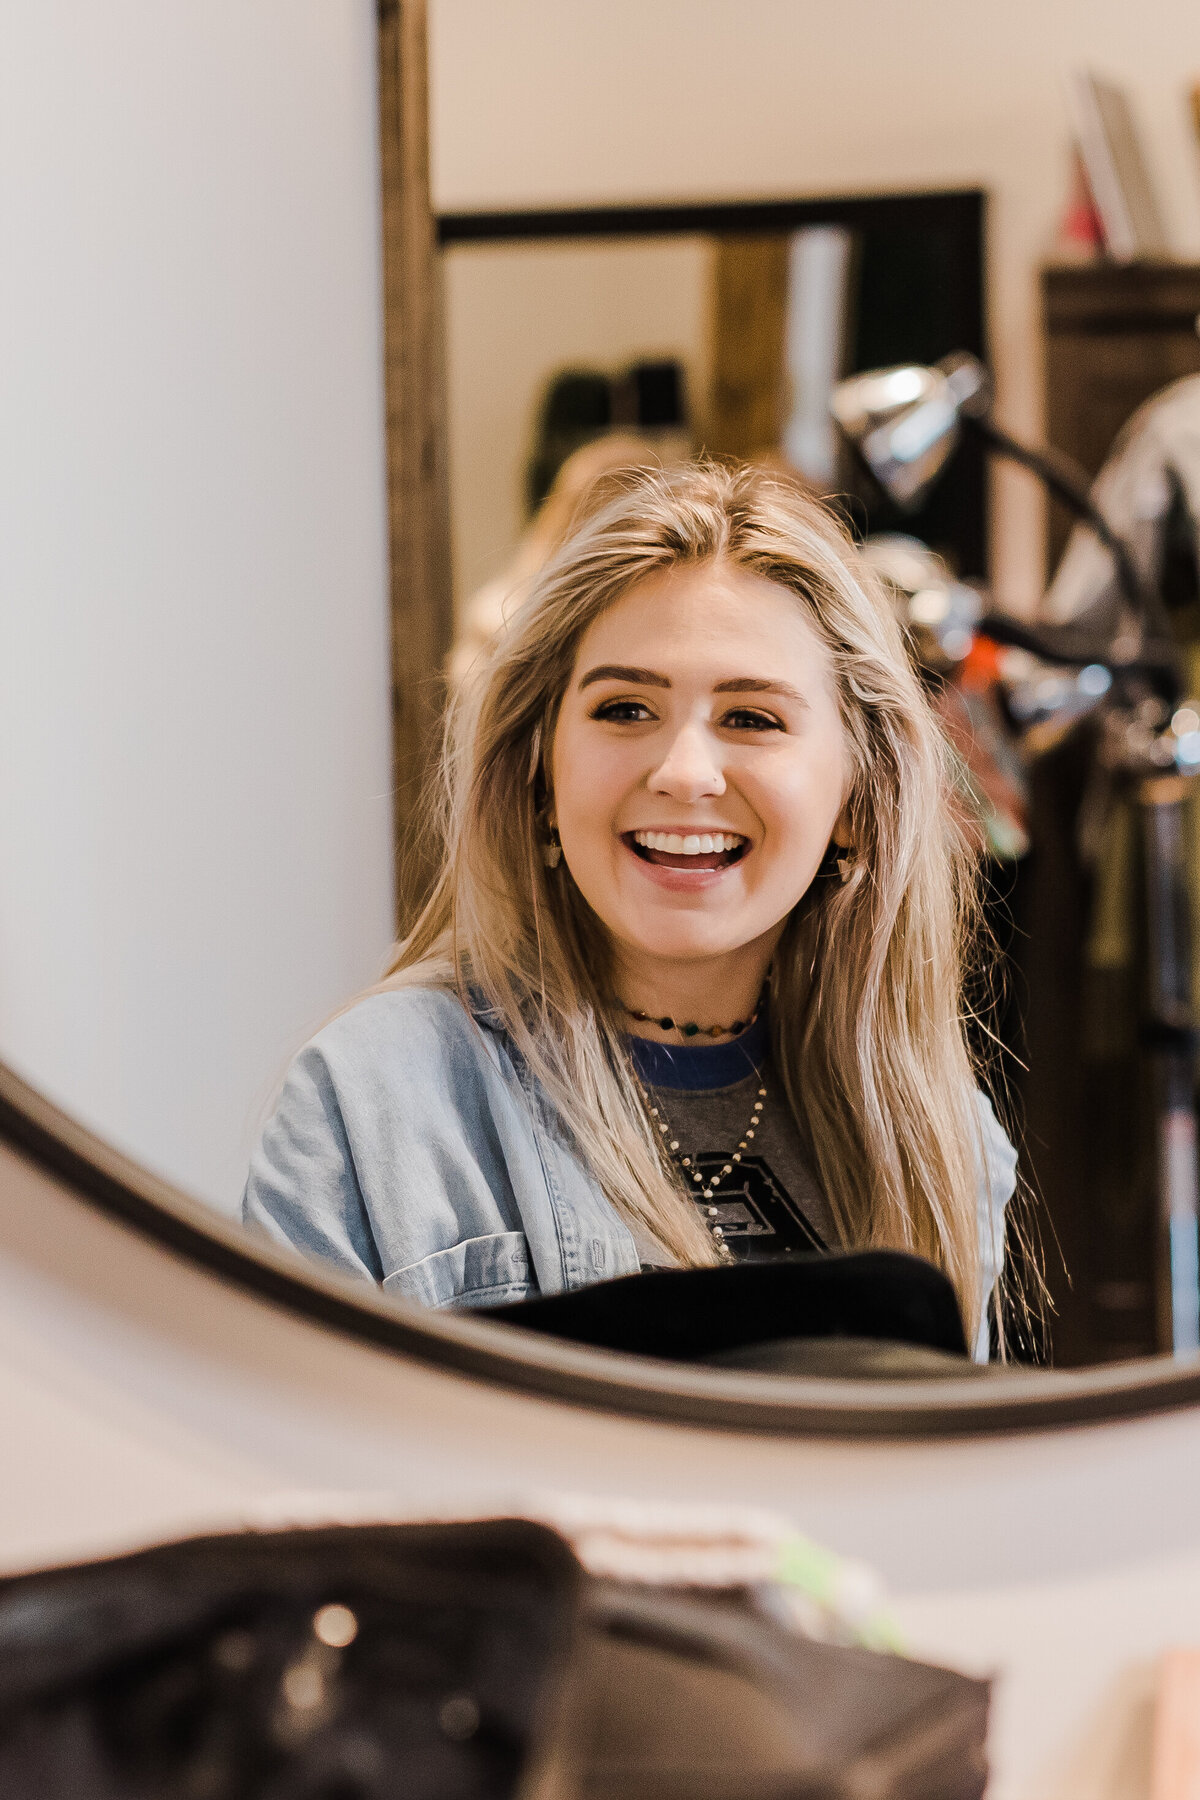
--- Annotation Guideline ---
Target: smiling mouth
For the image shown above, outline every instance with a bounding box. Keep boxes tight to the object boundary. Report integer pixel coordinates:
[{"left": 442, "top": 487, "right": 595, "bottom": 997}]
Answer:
[{"left": 624, "top": 829, "right": 749, "bottom": 872}]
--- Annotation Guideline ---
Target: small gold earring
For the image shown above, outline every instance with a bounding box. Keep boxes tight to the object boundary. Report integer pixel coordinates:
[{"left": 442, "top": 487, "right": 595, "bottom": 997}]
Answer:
[
  {"left": 542, "top": 824, "right": 563, "bottom": 869},
  {"left": 836, "top": 849, "right": 857, "bottom": 885}
]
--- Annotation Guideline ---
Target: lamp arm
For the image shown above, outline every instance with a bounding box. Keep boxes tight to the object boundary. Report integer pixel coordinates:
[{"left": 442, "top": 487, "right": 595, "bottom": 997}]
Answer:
[
  {"left": 966, "top": 413, "right": 1148, "bottom": 620},
  {"left": 976, "top": 612, "right": 1182, "bottom": 700}
]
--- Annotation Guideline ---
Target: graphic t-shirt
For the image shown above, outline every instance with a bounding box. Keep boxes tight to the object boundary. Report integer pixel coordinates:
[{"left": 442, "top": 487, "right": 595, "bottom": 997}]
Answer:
[{"left": 626, "top": 1014, "right": 836, "bottom": 1265}]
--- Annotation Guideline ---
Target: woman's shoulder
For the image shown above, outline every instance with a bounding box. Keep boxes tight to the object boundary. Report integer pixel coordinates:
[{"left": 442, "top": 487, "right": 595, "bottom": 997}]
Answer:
[{"left": 302, "top": 983, "right": 497, "bottom": 1085}]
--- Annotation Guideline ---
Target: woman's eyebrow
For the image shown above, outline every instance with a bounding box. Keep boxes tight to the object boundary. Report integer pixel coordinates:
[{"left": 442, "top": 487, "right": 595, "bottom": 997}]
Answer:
[
  {"left": 578, "top": 667, "right": 809, "bottom": 703},
  {"left": 578, "top": 663, "right": 671, "bottom": 690},
  {"left": 713, "top": 676, "right": 807, "bottom": 702}
]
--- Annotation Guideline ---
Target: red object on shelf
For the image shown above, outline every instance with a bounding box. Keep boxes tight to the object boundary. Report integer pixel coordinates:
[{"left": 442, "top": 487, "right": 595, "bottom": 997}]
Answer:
[{"left": 1058, "top": 148, "right": 1107, "bottom": 257}]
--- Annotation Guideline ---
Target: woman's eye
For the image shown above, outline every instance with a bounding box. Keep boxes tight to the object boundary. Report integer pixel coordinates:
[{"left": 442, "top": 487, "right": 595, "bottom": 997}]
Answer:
[
  {"left": 590, "top": 698, "right": 655, "bottom": 723},
  {"left": 722, "top": 707, "right": 783, "bottom": 732}
]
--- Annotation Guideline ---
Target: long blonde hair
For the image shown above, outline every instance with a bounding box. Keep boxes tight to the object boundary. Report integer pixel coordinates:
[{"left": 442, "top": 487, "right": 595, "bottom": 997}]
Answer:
[{"left": 383, "top": 461, "right": 988, "bottom": 1335}]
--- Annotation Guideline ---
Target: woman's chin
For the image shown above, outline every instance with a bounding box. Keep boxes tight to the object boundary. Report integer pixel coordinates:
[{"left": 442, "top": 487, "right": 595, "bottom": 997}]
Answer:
[{"left": 610, "top": 920, "right": 763, "bottom": 968}]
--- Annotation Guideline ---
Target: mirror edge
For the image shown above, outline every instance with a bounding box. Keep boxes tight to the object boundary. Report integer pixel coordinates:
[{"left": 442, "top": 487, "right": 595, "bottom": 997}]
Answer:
[{"left": 4, "top": 1054, "right": 1200, "bottom": 1439}]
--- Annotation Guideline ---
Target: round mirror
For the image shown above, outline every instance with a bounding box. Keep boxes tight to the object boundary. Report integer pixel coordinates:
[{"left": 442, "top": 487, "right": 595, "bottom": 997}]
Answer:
[{"left": 6, "top": 0, "right": 1200, "bottom": 1434}]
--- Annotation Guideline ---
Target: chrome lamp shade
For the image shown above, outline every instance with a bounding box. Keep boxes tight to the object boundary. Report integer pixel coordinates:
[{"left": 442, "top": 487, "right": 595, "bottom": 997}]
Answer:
[{"left": 831, "top": 353, "right": 989, "bottom": 510}]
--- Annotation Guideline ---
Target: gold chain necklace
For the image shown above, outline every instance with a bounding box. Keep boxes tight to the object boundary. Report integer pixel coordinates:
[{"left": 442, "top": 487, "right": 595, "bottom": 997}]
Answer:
[{"left": 639, "top": 1078, "right": 767, "bottom": 1254}]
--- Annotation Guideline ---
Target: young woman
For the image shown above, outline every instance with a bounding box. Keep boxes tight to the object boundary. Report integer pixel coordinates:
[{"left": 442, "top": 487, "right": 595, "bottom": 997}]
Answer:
[{"left": 244, "top": 461, "right": 1017, "bottom": 1360}]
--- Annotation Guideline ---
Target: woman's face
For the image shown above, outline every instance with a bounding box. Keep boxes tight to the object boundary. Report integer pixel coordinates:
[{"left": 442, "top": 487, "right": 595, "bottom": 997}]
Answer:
[{"left": 550, "top": 559, "right": 853, "bottom": 988}]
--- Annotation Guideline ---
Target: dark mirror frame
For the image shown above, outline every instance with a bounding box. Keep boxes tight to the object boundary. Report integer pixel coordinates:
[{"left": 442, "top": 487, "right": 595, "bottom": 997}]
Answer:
[
  {"left": 7, "top": 1052, "right": 1200, "bottom": 1437},
  {"left": 436, "top": 188, "right": 990, "bottom": 583}
]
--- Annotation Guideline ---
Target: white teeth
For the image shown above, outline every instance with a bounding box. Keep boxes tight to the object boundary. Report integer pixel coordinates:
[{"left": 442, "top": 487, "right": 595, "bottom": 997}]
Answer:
[{"left": 631, "top": 830, "right": 745, "bottom": 856}]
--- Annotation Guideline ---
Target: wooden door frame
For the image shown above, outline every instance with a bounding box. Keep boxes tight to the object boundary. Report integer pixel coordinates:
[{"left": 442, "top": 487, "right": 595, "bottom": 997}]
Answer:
[{"left": 377, "top": 0, "right": 453, "bottom": 932}]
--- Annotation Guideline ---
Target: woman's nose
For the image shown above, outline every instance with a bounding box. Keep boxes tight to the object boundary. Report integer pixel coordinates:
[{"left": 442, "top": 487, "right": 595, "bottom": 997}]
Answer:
[{"left": 648, "top": 722, "right": 726, "bottom": 800}]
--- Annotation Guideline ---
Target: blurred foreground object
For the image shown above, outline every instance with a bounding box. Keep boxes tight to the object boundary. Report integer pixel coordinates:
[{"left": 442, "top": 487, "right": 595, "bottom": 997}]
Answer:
[
  {"left": 249, "top": 1491, "right": 901, "bottom": 1651},
  {"left": 0, "top": 1517, "right": 990, "bottom": 1800}
]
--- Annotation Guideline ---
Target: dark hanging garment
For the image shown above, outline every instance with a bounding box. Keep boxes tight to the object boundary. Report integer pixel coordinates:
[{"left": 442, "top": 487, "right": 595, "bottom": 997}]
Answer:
[
  {"left": 0, "top": 1519, "right": 990, "bottom": 1799},
  {"left": 0, "top": 1521, "right": 580, "bottom": 1800},
  {"left": 483, "top": 1249, "right": 974, "bottom": 1370}
]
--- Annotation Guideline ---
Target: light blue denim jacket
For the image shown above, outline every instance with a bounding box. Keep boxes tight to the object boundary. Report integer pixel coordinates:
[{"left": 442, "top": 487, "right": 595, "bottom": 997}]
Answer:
[{"left": 243, "top": 985, "right": 1017, "bottom": 1359}]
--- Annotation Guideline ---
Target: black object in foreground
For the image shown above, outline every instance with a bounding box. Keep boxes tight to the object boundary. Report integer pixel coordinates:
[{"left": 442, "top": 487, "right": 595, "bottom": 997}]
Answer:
[
  {"left": 0, "top": 1521, "right": 579, "bottom": 1800},
  {"left": 482, "top": 1249, "right": 970, "bottom": 1366},
  {"left": 0, "top": 1522, "right": 991, "bottom": 1800}
]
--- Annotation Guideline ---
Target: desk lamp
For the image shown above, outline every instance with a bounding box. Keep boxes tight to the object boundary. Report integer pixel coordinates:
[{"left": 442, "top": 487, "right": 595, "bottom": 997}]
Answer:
[{"left": 832, "top": 352, "right": 1157, "bottom": 623}]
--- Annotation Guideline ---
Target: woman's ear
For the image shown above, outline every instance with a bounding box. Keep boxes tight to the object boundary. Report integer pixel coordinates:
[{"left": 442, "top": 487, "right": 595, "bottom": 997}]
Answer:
[{"left": 832, "top": 802, "right": 854, "bottom": 852}]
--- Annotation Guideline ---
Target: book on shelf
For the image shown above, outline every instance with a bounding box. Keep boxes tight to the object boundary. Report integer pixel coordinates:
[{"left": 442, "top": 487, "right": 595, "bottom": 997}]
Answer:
[{"left": 1068, "top": 69, "right": 1169, "bottom": 263}]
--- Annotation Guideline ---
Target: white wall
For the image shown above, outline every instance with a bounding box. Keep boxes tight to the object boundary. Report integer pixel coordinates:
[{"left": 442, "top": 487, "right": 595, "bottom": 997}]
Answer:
[
  {"left": 429, "top": 0, "right": 1200, "bottom": 612},
  {"left": 0, "top": 1, "right": 394, "bottom": 1211}
]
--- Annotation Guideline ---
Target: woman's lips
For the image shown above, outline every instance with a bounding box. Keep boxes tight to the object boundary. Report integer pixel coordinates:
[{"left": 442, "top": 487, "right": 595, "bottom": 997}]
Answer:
[{"left": 621, "top": 831, "right": 748, "bottom": 876}]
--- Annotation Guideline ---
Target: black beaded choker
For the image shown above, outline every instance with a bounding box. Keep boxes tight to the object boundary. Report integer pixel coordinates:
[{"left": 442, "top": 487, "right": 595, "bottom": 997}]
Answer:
[{"left": 620, "top": 991, "right": 764, "bottom": 1040}]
